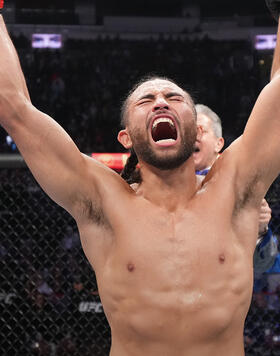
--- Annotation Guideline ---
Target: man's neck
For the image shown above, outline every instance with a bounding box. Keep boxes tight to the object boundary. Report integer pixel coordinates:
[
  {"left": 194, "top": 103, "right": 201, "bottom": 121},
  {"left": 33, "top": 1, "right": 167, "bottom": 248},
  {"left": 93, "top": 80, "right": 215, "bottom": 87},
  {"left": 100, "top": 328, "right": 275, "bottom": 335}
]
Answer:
[
  {"left": 195, "top": 154, "right": 221, "bottom": 175},
  {"left": 135, "top": 159, "right": 198, "bottom": 211}
]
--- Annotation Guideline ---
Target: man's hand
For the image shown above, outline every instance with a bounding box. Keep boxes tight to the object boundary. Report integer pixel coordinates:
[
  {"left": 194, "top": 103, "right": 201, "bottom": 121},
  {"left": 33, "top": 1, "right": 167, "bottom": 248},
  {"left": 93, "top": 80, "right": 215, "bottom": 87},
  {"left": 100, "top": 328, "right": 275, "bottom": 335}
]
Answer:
[
  {"left": 266, "top": 0, "right": 280, "bottom": 22},
  {"left": 258, "top": 199, "right": 272, "bottom": 237}
]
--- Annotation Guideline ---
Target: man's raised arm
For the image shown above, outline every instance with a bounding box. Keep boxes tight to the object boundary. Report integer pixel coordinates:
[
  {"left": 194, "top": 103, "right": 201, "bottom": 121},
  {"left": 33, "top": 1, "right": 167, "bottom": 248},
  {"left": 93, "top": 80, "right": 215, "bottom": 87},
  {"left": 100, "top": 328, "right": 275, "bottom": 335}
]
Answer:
[
  {"left": 0, "top": 14, "right": 109, "bottom": 216},
  {"left": 231, "top": 2, "right": 280, "bottom": 200},
  {"left": 270, "top": 2, "right": 280, "bottom": 79}
]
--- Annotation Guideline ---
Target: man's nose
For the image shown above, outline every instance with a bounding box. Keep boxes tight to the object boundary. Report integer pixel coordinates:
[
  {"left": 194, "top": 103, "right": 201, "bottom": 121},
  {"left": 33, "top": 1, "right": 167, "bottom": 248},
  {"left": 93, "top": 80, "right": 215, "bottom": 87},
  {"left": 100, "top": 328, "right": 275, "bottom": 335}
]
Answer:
[{"left": 152, "top": 98, "right": 169, "bottom": 111}]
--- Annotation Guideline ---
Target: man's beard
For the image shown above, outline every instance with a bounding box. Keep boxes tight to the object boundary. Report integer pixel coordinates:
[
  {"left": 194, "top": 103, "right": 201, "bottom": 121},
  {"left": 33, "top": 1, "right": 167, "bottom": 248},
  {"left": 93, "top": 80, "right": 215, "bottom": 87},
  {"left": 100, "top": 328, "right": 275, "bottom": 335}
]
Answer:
[{"left": 131, "top": 124, "right": 197, "bottom": 170}]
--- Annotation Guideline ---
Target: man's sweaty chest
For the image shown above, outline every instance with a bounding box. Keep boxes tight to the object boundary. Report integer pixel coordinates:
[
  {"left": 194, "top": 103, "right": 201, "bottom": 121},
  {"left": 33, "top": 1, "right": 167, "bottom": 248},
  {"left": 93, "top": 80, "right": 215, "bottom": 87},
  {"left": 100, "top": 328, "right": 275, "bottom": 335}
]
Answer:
[
  {"left": 101, "top": 199, "right": 250, "bottom": 299},
  {"left": 111, "top": 206, "right": 233, "bottom": 275},
  {"left": 96, "top": 203, "right": 252, "bottom": 344}
]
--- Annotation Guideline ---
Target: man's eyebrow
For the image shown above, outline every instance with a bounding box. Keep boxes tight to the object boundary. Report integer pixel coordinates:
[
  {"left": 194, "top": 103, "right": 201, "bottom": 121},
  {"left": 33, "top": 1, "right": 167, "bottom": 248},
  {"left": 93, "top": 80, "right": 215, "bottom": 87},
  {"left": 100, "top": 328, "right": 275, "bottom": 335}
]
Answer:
[
  {"left": 137, "top": 93, "right": 155, "bottom": 101},
  {"left": 165, "top": 92, "right": 184, "bottom": 98},
  {"left": 137, "top": 92, "right": 184, "bottom": 101}
]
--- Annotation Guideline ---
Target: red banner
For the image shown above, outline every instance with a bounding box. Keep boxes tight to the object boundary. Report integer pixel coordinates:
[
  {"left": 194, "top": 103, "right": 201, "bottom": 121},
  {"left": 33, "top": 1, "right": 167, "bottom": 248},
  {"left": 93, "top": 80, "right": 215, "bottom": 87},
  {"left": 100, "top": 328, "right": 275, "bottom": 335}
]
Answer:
[{"left": 91, "top": 153, "right": 130, "bottom": 171}]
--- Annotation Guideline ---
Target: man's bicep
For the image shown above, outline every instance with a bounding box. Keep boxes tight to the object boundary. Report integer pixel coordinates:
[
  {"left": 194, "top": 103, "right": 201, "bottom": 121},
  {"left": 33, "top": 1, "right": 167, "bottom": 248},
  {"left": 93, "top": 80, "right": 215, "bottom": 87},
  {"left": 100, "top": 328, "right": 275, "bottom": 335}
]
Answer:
[{"left": 9, "top": 104, "right": 99, "bottom": 212}]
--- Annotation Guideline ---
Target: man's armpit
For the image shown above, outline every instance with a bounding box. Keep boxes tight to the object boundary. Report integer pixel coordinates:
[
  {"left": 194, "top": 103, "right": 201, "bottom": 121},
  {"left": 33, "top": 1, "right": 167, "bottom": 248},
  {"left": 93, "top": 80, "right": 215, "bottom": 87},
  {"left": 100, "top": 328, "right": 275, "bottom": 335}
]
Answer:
[
  {"left": 233, "top": 171, "right": 263, "bottom": 215},
  {"left": 74, "top": 194, "right": 111, "bottom": 228},
  {"left": 84, "top": 198, "right": 111, "bottom": 228}
]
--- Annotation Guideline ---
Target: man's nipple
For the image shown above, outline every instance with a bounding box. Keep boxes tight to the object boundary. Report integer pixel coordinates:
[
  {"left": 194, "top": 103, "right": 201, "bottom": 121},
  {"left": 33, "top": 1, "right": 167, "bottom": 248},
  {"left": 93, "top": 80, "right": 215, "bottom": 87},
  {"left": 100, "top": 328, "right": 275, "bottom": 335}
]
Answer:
[{"left": 127, "top": 262, "right": 135, "bottom": 272}]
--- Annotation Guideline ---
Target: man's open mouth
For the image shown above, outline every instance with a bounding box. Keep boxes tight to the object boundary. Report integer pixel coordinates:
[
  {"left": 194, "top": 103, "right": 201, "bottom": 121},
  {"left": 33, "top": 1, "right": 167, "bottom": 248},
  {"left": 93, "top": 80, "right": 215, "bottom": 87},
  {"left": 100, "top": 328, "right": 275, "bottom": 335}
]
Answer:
[{"left": 151, "top": 118, "right": 177, "bottom": 143}]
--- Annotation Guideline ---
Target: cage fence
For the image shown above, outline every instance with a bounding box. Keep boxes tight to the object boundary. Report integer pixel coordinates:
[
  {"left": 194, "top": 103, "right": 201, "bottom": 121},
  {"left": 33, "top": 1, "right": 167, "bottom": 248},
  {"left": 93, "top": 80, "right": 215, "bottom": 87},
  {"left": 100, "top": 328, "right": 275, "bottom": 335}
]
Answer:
[
  {"left": 0, "top": 159, "right": 110, "bottom": 356},
  {"left": 0, "top": 156, "right": 280, "bottom": 356}
]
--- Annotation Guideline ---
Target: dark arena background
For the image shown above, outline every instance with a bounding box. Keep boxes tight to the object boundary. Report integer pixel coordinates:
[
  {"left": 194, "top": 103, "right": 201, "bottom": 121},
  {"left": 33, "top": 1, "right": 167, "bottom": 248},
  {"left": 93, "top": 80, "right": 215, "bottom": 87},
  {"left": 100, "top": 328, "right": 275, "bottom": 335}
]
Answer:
[{"left": 1, "top": 1, "right": 280, "bottom": 355}]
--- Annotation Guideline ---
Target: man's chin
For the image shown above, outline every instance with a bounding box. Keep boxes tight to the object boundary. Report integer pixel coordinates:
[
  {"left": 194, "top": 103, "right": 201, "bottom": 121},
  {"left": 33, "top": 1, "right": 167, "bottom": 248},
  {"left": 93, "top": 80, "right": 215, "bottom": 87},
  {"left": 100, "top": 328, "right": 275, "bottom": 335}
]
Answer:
[
  {"left": 133, "top": 134, "right": 196, "bottom": 171},
  {"left": 142, "top": 151, "right": 193, "bottom": 171}
]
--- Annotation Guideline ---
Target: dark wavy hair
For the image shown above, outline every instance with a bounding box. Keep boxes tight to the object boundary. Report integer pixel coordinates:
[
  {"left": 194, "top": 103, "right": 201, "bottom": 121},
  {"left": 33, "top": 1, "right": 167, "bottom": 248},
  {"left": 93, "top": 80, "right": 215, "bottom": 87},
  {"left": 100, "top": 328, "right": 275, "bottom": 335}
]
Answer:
[{"left": 120, "top": 148, "right": 141, "bottom": 184}]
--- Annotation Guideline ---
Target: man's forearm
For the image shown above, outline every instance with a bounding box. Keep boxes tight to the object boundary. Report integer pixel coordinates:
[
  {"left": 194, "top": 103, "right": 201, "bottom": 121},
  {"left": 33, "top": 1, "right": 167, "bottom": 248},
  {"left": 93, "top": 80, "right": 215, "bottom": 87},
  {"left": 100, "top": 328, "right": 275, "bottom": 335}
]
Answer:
[
  {"left": 0, "top": 15, "right": 30, "bottom": 105},
  {"left": 266, "top": 0, "right": 280, "bottom": 79},
  {"left": 271, "top": 20, "right": 280, "bottom": 80}
]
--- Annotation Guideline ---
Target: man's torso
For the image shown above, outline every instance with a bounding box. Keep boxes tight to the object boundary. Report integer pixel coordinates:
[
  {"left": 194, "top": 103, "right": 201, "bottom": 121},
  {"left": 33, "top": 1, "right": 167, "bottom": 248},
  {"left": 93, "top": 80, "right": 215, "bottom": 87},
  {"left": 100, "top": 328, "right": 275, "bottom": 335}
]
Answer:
[{"left": 76, "top": 157, "right": 259, "bottom": 356}]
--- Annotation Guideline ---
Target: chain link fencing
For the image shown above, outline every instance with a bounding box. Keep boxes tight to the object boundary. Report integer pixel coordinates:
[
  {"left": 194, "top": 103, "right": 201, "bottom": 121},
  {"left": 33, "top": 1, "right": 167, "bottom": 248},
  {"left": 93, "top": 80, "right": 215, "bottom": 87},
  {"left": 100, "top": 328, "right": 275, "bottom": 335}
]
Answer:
[
  {"left": 0, "top": 160, "right": 110, "bottom": 356},
  {"left": 245, "top": 175, "right": 280, "bottom": 356},
  {"left": 1, "top": 157, "right": 280, "bottom": 355}
]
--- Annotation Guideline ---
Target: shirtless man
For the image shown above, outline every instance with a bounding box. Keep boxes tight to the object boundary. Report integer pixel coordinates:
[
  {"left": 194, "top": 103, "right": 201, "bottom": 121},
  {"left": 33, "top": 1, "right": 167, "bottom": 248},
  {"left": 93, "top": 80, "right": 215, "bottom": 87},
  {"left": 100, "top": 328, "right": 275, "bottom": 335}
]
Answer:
[{"left": 1, "top": 1, "right": 280, "bottom": 355}]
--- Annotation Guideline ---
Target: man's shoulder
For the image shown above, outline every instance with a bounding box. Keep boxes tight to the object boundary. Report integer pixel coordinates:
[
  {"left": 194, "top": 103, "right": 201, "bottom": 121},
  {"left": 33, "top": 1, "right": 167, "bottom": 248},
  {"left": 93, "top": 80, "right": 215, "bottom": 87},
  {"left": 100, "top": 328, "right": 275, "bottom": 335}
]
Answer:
[
  {"left": 208, "top": 136, "right": 254, "bottom": 183},
  {"left": 201, "top": 138, "right": 262, "bottom": 213},
  {"left": 72, "top": 154, "right": 134, "bottom": 223}
]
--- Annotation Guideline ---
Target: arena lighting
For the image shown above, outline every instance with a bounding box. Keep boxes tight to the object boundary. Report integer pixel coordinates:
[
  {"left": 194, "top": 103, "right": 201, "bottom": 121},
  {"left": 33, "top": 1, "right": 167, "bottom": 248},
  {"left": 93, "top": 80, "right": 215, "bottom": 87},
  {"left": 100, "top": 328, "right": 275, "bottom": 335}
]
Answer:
[
  {"left": 32, "top": 34, "right": 62, "bottom": 49},
  {"left": 91, "top": 153, "right": 130, "bottom": 171},
  {"left": 255, "top": 34, "right": 277, "bottom": 50}
]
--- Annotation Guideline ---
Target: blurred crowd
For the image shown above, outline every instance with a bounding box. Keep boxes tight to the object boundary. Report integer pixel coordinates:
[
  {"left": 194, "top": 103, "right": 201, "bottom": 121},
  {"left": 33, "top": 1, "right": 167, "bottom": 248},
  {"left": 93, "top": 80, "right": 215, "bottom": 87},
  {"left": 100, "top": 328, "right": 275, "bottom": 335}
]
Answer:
[{"left": 0, "top": 33, "right": 268, "bottom": 154}]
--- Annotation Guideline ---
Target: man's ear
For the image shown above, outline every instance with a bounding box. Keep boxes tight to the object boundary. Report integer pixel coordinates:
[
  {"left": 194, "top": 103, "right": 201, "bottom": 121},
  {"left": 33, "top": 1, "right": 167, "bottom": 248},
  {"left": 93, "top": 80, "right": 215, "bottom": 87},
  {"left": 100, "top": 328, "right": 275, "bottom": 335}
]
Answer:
[
  {"left": 215, "top": 137, "right": 225, "bottom": 153},
  {"left": 196, "top": 125, "right": 203, "bottom": 141},
  {"left": 118, "top": 129, "right": 132, "bottom": 149}
]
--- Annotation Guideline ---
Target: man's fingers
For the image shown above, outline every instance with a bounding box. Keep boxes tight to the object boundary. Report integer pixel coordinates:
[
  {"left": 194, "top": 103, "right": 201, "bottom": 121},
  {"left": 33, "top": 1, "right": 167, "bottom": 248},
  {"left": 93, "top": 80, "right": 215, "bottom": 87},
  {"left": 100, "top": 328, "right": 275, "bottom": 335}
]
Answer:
[
  {"left": 259, "top": 208, "right": 272, "bottom": 216},
  {"left": 260, "top": 199, "right": 272, "bottom": 213},
  {"left": 258, "top": 199, "right": 272, "bottom": 234},
  {"left": 261, "top": 198, "right": 269, "bottom": 207}
]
